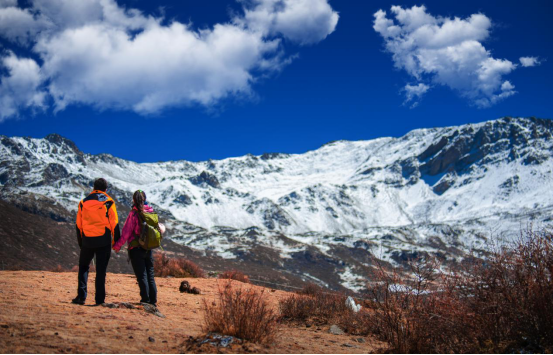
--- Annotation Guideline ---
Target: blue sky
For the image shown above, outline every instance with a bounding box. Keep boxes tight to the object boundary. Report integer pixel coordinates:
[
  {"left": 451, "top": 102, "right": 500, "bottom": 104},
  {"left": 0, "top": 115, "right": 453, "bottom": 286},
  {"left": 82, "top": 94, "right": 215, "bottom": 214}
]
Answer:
[{"left": 0, "top": 0, "right": 551, "bottom": 162}]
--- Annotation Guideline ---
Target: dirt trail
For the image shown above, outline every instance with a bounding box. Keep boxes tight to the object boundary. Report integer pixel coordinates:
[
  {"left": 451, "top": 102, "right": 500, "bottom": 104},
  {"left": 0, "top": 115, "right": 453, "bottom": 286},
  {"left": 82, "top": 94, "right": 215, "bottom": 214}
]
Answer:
[{"left": 0, "top": 271, "right": 385, "bottom": 353}]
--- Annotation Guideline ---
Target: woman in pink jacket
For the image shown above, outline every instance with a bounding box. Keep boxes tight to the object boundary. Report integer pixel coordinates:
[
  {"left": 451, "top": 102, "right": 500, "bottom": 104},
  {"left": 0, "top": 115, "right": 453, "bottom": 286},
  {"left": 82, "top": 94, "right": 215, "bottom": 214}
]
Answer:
[{"left": 113, "top": 190, "right": 158, "bottom": 307}]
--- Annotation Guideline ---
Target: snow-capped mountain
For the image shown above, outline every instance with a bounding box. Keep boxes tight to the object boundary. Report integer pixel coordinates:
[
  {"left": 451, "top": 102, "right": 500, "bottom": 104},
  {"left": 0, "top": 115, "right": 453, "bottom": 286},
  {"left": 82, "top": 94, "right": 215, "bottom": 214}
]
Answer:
[{"left": 1, "top": 116, "right": 552, "bottom": 291}]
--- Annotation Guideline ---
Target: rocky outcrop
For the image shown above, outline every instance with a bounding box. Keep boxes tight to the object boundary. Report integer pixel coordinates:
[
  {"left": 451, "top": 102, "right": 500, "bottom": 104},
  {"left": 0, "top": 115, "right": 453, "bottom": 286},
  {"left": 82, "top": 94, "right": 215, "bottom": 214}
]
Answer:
[{"left": 189, "top": 171, "right": 220, "bottom": 188}]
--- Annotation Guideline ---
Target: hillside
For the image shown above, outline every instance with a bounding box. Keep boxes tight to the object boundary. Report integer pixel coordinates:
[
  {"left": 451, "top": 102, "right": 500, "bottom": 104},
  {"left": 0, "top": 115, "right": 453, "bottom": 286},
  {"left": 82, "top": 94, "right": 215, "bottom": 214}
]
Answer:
[
  {"left": 1, "top": 116, "right": 552, "bottom": 291},
  {"left": 0, "top": 271, "right": 385, "bottom": 353}
]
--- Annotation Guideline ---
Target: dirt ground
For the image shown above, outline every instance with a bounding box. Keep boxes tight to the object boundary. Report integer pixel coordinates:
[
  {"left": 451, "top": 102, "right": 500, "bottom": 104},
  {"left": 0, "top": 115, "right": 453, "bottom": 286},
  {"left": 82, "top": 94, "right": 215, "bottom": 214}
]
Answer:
[{"left": 0, "top": 271, "right": 386, "bottom": 353}]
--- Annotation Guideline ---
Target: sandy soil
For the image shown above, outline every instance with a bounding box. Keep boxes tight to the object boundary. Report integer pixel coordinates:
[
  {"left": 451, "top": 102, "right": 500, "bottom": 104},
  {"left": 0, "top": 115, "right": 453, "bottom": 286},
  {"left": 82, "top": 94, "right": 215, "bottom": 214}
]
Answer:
[{"left": 0, "top": 271, "right": 386, "bottom": 353}]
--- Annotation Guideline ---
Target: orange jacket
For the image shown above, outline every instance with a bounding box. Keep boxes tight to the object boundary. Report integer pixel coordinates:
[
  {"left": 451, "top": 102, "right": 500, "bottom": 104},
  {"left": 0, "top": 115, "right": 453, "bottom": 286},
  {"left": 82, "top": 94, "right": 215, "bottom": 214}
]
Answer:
[{"left": 76, "top": 190, "right": 120, "bottom": 247}]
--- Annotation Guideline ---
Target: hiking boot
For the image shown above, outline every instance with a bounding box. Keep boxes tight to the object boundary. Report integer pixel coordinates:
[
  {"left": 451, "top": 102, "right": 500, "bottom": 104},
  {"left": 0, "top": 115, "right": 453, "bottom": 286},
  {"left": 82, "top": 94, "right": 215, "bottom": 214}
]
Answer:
[{"left": 71, "top": 297, "right": 85, "bottom": 305}]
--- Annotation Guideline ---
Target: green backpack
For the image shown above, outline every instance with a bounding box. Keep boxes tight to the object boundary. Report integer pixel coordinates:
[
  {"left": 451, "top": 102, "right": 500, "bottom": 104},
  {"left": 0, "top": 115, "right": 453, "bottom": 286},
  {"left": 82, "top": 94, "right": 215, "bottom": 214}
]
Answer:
[{"left": 130, "top": 210, "right": 163, "bottom": 250}]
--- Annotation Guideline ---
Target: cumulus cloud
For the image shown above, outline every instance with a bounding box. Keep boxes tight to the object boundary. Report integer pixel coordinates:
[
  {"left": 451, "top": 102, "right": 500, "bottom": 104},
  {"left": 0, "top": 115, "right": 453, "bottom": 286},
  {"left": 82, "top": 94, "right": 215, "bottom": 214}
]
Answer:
[
  {"left": 238, "top": 0, "right": 339, "bottom": 45},
  {"left": 374, "top": 5, "right": 536, "bottom": 108},
  {"left": 519, "top": 56, "right": 541, "bottom": 67},
  {"left": 0, "top": 0, "right": 17, "bottom": 8},
  {"left": 0, "top": 0, "right": 338, "bottom": 121},
  {"left": 0, "top": 6, "right": 51, "bottom": 44},
  {"left": 0, "top": 51, "right": 46, "bottom": 120}
]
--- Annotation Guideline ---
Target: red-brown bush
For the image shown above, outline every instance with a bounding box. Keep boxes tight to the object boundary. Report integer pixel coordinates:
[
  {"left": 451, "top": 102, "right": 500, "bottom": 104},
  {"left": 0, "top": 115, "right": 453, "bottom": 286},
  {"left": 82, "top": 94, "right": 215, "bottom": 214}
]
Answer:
[
  {"left": 296, "top": 282, "right": 323, "bottom": 296},
  {"left": 280, "top": 283, "right": 373, "bottom": 335},
  {"left": 218, "top": 270, "right": 250, "bottom": 283},
  {"left": 203, "top": 282, "right": 279, "bottom": 344},
  {"left": 364, "top": 227, "right": 553, "bottom": 353},
  {"left": 154, "top": 253, "right": 205, "bottom": 278}
]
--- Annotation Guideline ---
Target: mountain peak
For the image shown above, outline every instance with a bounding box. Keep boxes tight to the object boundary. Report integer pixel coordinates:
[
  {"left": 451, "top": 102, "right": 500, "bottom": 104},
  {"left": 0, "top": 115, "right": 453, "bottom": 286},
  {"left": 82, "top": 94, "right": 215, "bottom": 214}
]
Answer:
[{"left": 44, "top": 134, "right": 81, "bottom": 154}]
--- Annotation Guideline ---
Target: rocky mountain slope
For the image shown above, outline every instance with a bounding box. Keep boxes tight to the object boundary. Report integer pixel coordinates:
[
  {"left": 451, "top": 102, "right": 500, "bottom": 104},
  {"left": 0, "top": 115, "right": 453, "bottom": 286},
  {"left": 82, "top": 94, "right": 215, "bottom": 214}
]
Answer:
[{"left": 1, "top": 116, "right": 552, "bottom": 291}]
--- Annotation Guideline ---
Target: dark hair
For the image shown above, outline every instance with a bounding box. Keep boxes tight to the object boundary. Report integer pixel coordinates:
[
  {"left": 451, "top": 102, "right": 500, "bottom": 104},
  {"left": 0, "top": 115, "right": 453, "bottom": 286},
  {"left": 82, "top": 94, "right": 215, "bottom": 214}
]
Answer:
[
  {"left": 93, "top": 178, "right": 108, "bottom": 192},
  {"left": 133, "top": 190, "right": 146, "bottom": 212}
]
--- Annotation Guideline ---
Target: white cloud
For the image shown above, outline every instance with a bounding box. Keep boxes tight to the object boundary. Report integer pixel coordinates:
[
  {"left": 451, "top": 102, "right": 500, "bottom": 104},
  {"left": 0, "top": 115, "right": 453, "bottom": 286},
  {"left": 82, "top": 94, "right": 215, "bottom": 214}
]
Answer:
[
  {"left": 519, "top": 56, "right": 541, "bottom": 67},
  {"left": 0, "top": 51, "right": 46, "bottom": 121},
  {"left": 403, "top": 83, "right": 430, "bottom": 108},
  {"left": 373, "top": 5, "right": 535, "bottom": 108},
  {"left": 0, "top": 0, "right": 17, "bottom": 8},
  {"left": 239, "top": 0, "right": 339, "bottom": 45},
  {"left": 0, "top": 6, "right": 51, "bottom": 44},
  {"left": 0, "top": 0, "right": 338, "bottom": 120}
]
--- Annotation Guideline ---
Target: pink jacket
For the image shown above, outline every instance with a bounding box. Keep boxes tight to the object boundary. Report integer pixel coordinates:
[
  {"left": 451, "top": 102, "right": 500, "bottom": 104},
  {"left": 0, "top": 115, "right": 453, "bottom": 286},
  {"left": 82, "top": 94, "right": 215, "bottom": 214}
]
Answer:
[{"left": 113, "top": 205, "right": 154, "bottom": 251}]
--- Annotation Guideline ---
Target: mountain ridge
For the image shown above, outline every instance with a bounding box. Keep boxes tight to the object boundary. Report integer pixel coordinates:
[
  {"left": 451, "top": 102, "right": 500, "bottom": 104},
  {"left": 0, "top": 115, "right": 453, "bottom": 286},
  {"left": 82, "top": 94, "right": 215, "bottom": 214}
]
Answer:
[{"left": 1, "top": 116, "right": 552, "bottom": 291}]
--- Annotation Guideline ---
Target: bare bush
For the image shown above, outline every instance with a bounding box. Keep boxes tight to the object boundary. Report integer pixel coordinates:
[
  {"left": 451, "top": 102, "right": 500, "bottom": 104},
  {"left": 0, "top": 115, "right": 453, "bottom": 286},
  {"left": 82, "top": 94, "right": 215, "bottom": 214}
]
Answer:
[
  {"left": 218, "top": 270, "right": 250, "bottom": 283},
  {"left": 279, "top": 284, "right": 352, "bottom": 324},
  {"left": 364, "top": 227, "right": 553, "bottom": 353},
  {"left": 296, "top": 282, "right": 323, "bottom": 296},
  {"left": 203, "top": 282, "right": 279, "bottom": 344},
  {"left": 153, "top": 253, "right": 206, "bottom": 278}
]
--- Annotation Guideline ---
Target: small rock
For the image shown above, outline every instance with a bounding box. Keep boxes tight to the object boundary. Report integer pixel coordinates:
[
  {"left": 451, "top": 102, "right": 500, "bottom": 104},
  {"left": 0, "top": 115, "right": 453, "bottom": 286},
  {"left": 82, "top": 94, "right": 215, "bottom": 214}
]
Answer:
[
  {"left": 162, "top": 340, "right": 168, "bottom": 343},
  {"left": 356, "top": 337, "right": 366, "bottom": 343},
  {"left": 329, "top": 325, "right": 344, "bottom": 335},
  {"left": 118, "top": 302, "right": 136, "bottom": 309},
  {"left": 101, "top": 303, "right": 118, "bottom": 309},
  {"left": 129, "top": 336, "right": 133, "bottom": 339},
  {"left": 55, "top": 332, "right": 59, "bottom": 336},
  {"left": 1, "top": 325, "right": 8, "bottom": 329},
  {"left": 142, "top": 303, "right": 166, "bottom": 318},
  {"left": 342, "top": 343, "right": 355, "bottom": 348},
  {"left": 149, "top": 337, "right": 155, "bottom": 342}
]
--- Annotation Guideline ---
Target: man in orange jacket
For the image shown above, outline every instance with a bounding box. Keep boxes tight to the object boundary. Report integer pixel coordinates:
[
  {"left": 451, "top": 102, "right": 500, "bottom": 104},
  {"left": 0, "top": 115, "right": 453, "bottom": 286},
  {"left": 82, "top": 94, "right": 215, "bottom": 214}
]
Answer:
[{"left": 73, "top": 178, "right": 121, "bottom": 305}]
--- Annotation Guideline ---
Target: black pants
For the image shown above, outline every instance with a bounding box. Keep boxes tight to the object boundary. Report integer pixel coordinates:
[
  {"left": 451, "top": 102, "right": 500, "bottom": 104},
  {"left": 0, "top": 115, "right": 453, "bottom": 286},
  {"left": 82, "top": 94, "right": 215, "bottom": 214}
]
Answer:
[
  {"left": 129, "top": 248, "right": 157, "bottom": 304},
  {"left": 77, "top": 244, "right": 111, "bottom": 304}
]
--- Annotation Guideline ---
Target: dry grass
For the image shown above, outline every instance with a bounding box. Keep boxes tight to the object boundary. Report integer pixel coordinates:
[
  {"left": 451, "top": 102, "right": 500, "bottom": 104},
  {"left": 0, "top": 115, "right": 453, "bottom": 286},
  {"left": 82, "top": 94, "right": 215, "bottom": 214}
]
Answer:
[
  {"left": 363, "top": 227, "right": 553, "bottom": 353},
  {"left": 202, "top": 281, "right": 279, "bottom": 344},
  {"left": 52, "top": 264, "right": 98, "bottom": 273},
  {"left": 70, "top": 265, "right": 96, "bottom": 273},
  {"left": 279, "top": 283, "right": 372, "bottom": 334},
  {"left": 49, "top": 264, "right": 67, "bottom": 272},
  {"left": 296, "top": 282, "right": 323, "bottom": 296},
  {"left": 153, "top": 253, "right": 206, "bottom": 278},
  {"left": 218, "top": 270, "right": 250, "bottom": 283},
  {"left": 279, "top": 292, "right": 348, "bottom": 323}
]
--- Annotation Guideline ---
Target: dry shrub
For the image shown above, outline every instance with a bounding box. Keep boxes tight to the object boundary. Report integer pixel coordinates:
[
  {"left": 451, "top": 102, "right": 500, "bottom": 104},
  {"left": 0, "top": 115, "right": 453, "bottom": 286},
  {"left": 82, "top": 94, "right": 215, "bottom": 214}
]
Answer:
[
  {"left": 218, "top": 270, "right": 250, "bottom": 283},
  {"left": 279, "top": 284, "right": 353, "bottom": 324},
  {"left": 154, "top": 253, "right": 205, "bottom": 278},
  {"left": 297, "top": 282, "right": 323, "bottom": 296},
  {"left": 364, "top": 227, "right": 553, "bottom": 353},
  {"left": 203, "top": 282, "right": 279, "bottom": 344},
  {"left": 280, "top": 283, "right": 372, "bottom": 335}
]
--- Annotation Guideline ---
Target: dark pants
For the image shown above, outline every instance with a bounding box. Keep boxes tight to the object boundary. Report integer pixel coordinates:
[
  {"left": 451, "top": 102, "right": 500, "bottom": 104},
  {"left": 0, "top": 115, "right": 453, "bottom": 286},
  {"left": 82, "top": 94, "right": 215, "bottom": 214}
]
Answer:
[
  {"left": 129, "top": 248, "right": 157, "bottom": 304},
  {"left": 77, "top": 244, "right": 111, "bottom": 304}
]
